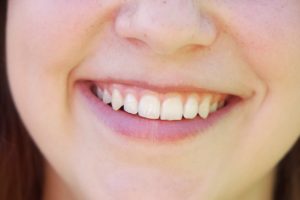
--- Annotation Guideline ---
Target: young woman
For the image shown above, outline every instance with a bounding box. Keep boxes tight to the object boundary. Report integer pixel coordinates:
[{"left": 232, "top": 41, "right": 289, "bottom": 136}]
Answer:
[{"left": 1, "top": 0, "right": 300, "bottom": 199}]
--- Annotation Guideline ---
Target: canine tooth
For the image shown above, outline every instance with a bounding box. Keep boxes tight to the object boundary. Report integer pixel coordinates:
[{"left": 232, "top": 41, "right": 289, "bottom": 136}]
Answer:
[
  {"left": 198, "top": 95, "right": 212, "bottom": 119},
  {"left": 103, "top": 89, "right": 112, "bottom": 104},
  {"left": 124, "top": 93, "right": 138, "bottom": 114},
  {"left": 161, "top": 95, "right": 183, "bottom": 120},
  {"left": 209, "top": 101, "right": 218, "bottom": 113},
  {"left": 112, "top": 89, "right": 123, "bottom": 110},
  {"left": 138, "top": 94, "right": 160, "bottom": 119},
  {"left": 183, "top": 95, "right": 198, "bottom": 119}
]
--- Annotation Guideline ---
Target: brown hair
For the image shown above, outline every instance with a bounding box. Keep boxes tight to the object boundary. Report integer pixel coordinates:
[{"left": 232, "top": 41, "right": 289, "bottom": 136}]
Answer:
[
  {"left": 0, "top": 1, "right": 44, "bottom": 200},
  {"left": 0, "top": 1, "right": 299, "bottom": 200}
]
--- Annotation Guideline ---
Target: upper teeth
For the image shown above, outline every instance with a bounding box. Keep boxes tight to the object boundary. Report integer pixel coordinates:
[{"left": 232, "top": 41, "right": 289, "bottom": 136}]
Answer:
[
  {"left": 139, "top": 94, "right": 161, "bottom": 119},
  {"left": 183, "top": 94, "right": 198, "bottom": 119},
  {"left": 124, "top": 93, "right": 138, "bottom": 114},
  {"left": 96, "top": 85, "right": 227, "bottom": 121},
  {"left": 102, "top": 89, "right": 112, "bottom": 104},
  {"left": 112, "top": 89, "right": 123, "bottom": 110},
  {"left": 161, "top": 95, "right": 183, "bottom": 120}
]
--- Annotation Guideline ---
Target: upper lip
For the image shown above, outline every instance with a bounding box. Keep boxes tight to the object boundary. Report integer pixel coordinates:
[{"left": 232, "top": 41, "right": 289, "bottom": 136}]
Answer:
[
  {"left": 93, "top": 78, "right": 228, "bottom": 96},
  {"left": 73, "top": 63, "right": 254, "bottom": 100},
  {"left": 79, "top": 76, "right": 253, "bottom": 100}
]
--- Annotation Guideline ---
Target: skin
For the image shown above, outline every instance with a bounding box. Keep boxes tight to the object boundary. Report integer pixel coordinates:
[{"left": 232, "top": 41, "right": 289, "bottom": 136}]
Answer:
[{"left": 6, "top": 0, "right": 300, "bottom": 199}]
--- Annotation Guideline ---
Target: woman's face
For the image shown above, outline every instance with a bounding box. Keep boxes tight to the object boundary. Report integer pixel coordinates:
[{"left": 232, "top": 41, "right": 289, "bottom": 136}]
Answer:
[{"left": 6, "top": 0, "right": 300, "bottom": 199}]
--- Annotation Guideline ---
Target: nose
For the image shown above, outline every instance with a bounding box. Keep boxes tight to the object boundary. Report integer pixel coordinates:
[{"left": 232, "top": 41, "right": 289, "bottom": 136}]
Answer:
[{"left": 115, "top": 0, "right": 218, "bottom": 55}]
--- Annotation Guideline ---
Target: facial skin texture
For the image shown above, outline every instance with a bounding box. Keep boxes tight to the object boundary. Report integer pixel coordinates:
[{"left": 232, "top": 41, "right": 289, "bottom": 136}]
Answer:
[{"left": 6, "top": 0, "right": 300, "bottom": 199}]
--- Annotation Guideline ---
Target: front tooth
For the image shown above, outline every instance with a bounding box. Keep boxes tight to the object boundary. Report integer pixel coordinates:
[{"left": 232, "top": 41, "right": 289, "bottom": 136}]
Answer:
[
  {"left": 161, "top": 95, "right": 183, "bottom": 120},
  {"left": 198, "top": 95, "right": 212, "bottom": 119},
  {"left": 183, "top": 95, "right": 198, "bottom": 119},
  {"left": 138, "top": 94, "right": 160, "bottom": 119},
  {"left": 124, "top": 93, "right": 138, "bottom": 114},
  {"left": 112, "top": 89, "right": 123, "bottom": 110},
  {"left": 103, "top": 89, "right": 112, "bottom": 104}
]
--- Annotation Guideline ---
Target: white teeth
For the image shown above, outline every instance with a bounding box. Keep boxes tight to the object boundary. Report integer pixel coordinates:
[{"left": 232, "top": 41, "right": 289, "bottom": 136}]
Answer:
[
  {"left": 111, "top": 89, "right": 123, "bottom": 110},
  {"left": 209, "top": 101, "right": 218, "bottom": 113},
  {"left": 161, "top": 95, "right": 183, "bottom": 120},
  {"left": 96, "top": 85, "right": 227, "bottom": 120},
  {"left": 183, "top": 95, "right": 198, "bottom": 119},
  {"left": 124, "top": 93, "right": 138, "bottom": 114},
  {"left": 96, "top": 87, "right": 103, "bottom": 100},
  {"left": 198, "top": 95, "right": 212, "bottom": 119},
  {"left": 138, "top": 94, "right": 160, "bottom": 119},
  {"left": 103, "top": 89, "right": 112, "bottom": 104}
]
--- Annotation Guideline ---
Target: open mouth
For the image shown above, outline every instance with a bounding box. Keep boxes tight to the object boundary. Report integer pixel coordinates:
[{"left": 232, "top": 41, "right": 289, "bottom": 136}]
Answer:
[
  {"left": 91, "top": 81, "right": 229, "bottom": 120},
  {"left": 78, "top": 80, "right": 242, "bottom": 143}
]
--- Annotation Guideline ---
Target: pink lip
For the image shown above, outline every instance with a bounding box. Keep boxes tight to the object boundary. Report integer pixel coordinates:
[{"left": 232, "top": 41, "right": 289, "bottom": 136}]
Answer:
[{"left": 77, "top": 81, "right": 242, "bottom": 143}]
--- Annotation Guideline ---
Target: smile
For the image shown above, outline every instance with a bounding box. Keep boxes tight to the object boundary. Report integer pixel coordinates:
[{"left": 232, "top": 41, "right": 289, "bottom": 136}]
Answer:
[
  {"left": 91, "top": 82, "right": 228, "bottom": 121},
  {"left": 78, "top": 80, "right": 243, "bottom": 143}
]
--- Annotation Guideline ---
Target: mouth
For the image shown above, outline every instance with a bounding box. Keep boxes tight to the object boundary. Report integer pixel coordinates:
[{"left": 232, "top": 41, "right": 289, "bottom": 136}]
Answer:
[{"left": 77, "top": 80, "right": 243, "bottom": 143}]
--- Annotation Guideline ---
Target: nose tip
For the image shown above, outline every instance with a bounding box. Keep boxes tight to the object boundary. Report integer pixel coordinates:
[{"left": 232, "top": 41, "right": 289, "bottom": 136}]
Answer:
[{"left": 114, "top": 1, "right": 218, "bottom": 55}]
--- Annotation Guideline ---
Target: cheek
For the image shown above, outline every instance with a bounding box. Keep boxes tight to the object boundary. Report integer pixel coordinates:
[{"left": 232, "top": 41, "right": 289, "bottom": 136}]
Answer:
[
  {"left": 5, "top": 1, "right": 103, "bottom": 143},
  {"left": 8, "top": 2, "right": 89, "bottom": 75},
  {"left": 5, "top": 0, "right": 120, "bottom": 176},
  {"left": 216, "top": 0, "right": 300, "bottom": 85},
  {"left": 6, "top": 0, "right": 120, "bottom": 119},
  {"left": 6, "top": 0, "right": 124, "bottom": 155},
  {"left": 7, "top": 0, "right": 119, "bottom": 77}
]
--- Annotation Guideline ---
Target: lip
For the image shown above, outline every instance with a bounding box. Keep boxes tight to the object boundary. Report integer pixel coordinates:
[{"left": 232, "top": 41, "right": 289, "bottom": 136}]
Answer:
[
  {"left": 92, "top": 78, "right": 228, "bottom": 95},
  {"left": 77, "top": 80, "right": 243, "bottom": 143}
]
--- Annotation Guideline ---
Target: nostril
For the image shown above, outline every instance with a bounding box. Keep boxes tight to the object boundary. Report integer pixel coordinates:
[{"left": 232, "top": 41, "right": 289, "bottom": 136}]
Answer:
[
  {"left": 126, "top": 37, "right": 148, "bottom": 49},
  {"left": 180, "top": 44, "right": 204, "bottom": 54}
]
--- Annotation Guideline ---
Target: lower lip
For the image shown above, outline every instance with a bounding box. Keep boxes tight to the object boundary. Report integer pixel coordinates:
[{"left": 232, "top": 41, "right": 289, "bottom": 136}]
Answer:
[{"left": 77, "top": 81, "right": 242, "bottom": 143}]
